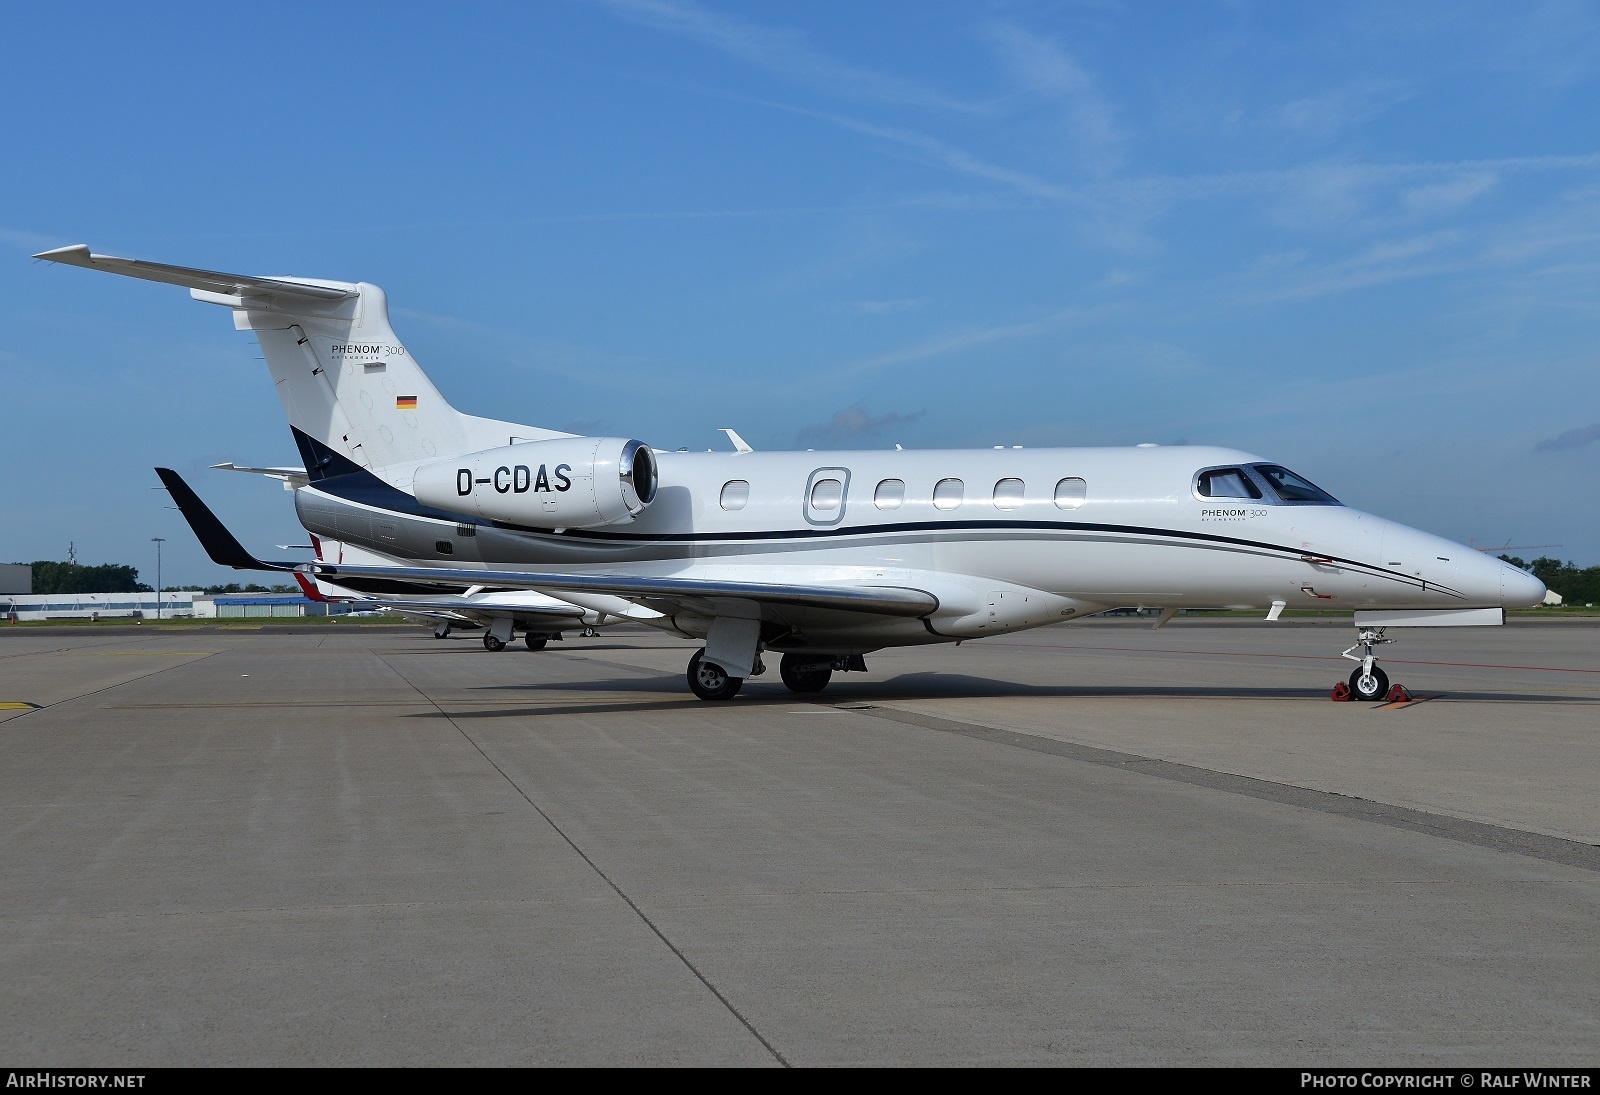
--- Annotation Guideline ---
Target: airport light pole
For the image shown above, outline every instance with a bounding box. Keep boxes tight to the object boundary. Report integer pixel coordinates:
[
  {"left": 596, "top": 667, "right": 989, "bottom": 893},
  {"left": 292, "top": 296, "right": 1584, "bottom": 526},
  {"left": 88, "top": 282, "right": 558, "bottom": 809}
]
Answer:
[{"left": 151, "top": 537, "right": 165, "bottom": 620}]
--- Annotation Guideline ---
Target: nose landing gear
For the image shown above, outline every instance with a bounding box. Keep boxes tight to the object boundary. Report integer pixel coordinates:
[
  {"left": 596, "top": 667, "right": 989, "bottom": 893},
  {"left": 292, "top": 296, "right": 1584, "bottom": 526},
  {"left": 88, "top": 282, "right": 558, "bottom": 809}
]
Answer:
[{"left": 1336, "top": 627, "right": 1403, "bottom": 702}]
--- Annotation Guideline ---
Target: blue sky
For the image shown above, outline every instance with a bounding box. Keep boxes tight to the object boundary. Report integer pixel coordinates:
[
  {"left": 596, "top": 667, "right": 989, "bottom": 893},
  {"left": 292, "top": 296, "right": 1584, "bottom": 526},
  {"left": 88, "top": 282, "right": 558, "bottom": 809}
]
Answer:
[{"left": 4, "top": 0, "right": 1599, "bottom": 585}]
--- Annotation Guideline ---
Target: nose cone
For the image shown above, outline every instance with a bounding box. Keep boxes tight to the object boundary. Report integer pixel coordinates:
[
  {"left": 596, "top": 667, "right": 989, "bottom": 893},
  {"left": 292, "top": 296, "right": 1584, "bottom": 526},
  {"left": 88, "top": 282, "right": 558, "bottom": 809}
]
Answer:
[{"left": 1500, "top": 563, "right": 1548, "bottom": 608}]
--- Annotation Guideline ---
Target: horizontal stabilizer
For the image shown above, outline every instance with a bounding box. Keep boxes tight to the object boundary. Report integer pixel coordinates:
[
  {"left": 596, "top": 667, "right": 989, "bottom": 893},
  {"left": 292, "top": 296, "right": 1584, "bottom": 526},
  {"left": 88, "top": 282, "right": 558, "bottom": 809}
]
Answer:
[
  {"left": 35, "top": 245, "right": 356, "bottom": 301},
  {"left": 212, "top": 462, "right": 310, "bottom": 490}
]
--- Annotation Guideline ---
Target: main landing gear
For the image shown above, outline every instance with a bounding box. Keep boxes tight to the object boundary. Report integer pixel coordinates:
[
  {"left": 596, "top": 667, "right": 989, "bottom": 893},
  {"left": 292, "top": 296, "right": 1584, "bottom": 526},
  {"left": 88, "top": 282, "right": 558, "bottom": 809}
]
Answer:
[
  {"left": 1333, "top": 627, "right": 1410, "bottom": 702},
  {"left": 483, "top": 633, "right": 507, "bottom": 652},
  {"left": 433, "top": 622, "right": 452, "bottom": 639},
  {"left": 687, "top": 648, "right": 744, "bottom": 701},
  {"left": 779, "top": 654, "right": 832, "bottom": 694},
  {"left": 684, "top": 649, "right": 869, "bottom": 700}
]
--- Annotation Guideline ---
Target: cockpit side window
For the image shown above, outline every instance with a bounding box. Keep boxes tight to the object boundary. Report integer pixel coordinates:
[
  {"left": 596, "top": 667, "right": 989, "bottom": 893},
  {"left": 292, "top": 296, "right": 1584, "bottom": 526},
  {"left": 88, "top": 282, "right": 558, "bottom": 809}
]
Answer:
[
  {"left": 1196, "top": 468, "right": 1262, "bottom": 500},
  {"left": 1251, "top": 464, "right": 1340, "bottom": 505}
]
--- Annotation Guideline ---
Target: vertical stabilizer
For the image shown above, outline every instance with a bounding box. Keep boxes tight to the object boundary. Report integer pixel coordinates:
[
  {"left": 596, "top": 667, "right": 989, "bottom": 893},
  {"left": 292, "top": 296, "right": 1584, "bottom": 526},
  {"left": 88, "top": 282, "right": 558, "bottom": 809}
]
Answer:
[{"left": 35, "top": 246, "right": 574, "bottom": 487}]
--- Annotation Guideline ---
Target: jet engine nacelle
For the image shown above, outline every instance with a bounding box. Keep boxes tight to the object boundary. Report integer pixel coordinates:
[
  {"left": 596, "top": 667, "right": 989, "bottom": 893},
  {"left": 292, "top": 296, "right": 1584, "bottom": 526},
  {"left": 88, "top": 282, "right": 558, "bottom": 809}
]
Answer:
[{"left": 413, "top": 438, "right": 657, "bottom": 529}]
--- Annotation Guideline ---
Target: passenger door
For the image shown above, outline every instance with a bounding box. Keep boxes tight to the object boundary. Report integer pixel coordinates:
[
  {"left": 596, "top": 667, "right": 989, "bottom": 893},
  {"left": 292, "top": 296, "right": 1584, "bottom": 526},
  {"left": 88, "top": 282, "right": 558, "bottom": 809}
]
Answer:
[{"left": 804, "top": 468, "right": 850, "bottom": 526}]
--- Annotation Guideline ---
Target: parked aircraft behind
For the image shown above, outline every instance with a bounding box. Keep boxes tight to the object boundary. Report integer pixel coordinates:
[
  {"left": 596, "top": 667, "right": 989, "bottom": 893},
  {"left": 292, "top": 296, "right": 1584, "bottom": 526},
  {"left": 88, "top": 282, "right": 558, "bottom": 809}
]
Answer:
[
  {"left": 38, "top": 245, "right": 1546, "bottom": 701},
  {"left": 297, "top": 535, "right": 612, "bottom": 648},
  {"left": 214, "top": 464, "right": 617, "bottom": 648}
]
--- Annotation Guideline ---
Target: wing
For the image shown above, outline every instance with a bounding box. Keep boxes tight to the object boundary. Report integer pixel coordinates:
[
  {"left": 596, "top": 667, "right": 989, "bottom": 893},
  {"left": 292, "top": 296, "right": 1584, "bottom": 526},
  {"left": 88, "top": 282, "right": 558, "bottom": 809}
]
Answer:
[{"left": 159, "top": 467, "right": 941, "bottom": 621}]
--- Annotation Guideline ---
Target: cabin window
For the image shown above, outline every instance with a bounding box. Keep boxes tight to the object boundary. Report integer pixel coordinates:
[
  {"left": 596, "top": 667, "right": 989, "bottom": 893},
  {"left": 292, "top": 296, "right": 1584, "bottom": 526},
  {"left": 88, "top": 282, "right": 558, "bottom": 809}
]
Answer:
[
  {"left": 1054, "top": 477, "right": 1087, "bottom": 509},
  {"left": 874, "top": 479, "right": 905, "bottom": 510},
  {"left": 1196, "top": 468, "right": 1261, "bottom": 500},
  {"left": 1251, "top": 464, "right": 1341, "bottom": 505},
  {"left": 719, "top": 480, "right": 750, "bottom": 511},
  {"left": 810, "top": 478, "right": 844, "bottom": 511},
  {"left": 993, "top": 478, "right": 1025, "bottom": 510},
  {"left": 933, "top": 478, "right": 964, "bottom": 511}
]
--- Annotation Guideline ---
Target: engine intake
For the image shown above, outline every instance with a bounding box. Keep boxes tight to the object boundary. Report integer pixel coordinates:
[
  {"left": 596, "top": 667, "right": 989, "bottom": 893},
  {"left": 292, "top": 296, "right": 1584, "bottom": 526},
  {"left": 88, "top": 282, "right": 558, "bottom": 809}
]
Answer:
[{"left": 414, "top": 437, "right": 657, "bottom": 529}]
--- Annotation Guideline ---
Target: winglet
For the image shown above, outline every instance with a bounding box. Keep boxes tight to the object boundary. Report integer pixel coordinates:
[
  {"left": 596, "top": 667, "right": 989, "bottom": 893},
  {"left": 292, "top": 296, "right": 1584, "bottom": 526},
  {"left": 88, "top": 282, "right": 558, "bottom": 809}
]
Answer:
[
  {"left": 154, "top": 468, "right": 294, "bottom": 572},
  {"left": 292, "top": 572, "right": 336, "bottom": 603}
]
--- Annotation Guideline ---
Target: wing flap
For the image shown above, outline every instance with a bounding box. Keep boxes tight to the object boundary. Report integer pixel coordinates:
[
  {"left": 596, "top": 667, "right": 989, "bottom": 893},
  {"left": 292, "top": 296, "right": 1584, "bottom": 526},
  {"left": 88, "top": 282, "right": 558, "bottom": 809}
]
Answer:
[{"left": 307, "top": 562, "right": 939, "bottom": 619}]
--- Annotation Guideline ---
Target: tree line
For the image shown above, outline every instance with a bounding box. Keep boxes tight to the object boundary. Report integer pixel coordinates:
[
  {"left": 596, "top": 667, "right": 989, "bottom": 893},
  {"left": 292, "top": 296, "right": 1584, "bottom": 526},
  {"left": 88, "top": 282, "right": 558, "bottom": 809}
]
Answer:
[
  {"left": 18, "top": 561, "right": 294, "bottom": 596},
  {"left": 1499, "top": 556, "right": 1600, "bottom": 607}
]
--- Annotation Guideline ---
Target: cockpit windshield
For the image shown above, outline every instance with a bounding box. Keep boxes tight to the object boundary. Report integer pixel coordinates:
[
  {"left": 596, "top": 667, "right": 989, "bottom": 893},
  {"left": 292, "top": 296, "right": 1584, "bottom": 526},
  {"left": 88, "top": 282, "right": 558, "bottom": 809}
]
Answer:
[
  {"left": 1251, "top": 465, "right": 1340, "bottom": 505},
  {"left": 1196, "top": 468, "right": 1263, "bottom": 499}
]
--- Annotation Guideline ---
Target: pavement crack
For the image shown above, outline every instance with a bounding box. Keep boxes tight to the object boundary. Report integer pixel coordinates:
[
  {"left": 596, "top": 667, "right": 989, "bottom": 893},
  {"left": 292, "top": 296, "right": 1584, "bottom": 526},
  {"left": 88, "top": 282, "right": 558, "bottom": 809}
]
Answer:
[
  {"left": 848, "top": 703, "right": 1600, "bottom": 875},
  {"left": 375, "top": 653, "right": 792, "bottom": 1067}
]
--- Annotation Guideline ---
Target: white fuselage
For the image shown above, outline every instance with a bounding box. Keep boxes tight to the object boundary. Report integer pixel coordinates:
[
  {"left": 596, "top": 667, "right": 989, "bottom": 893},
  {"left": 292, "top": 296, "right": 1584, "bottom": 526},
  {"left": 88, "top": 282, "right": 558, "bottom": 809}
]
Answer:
[{"left": 293, "top": 442, "right": 1542, "bottom": 653}]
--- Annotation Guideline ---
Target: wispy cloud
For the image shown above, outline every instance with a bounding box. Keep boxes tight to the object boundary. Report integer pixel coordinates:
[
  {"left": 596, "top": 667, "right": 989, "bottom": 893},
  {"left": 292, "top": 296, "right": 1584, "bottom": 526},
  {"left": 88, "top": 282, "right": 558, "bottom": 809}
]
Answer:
[
  {"left": 796, "top": 403, "right": 924, "bottom": 447},
  {"left": 1238, "top": 230, "right": 1464, "bottom": 302},
  {"left": 1268, "top": 80, "right": 1413, "bottom": 140},
  {"left": 1403, "top": 173, "right": 1499, "bottom": 217},
  {"left": 593, "top": 0, "right": 978, "bottom": 112},
  {"left": 766, "top": 100, "right": 1090, "bottom": 206},
  {"left": 1535, "top": 422, "right": 1600, "bottom": 452},
  {"left": 824, "top": 303, "right": 1114, "bottom": 381},
  {"left": 838, "top": 298, "right": 925, "bottom": 315},
  {"left": 2, "top": 226, "right": 70, "bottom": 252},
  {"left": 986, "top": 24, "right": 1126, "bottom": 175}
]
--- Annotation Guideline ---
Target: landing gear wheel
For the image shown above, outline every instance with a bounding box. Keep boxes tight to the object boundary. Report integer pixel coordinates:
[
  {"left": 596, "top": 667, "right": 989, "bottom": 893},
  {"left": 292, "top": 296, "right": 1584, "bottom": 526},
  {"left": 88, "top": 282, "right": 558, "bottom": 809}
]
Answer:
[
  {"left": 687, "top": 648, "right": 744, "bottom": 701},
  {"left": 1349, "top": 665, "right": 1390, "bottom": 702},
  {"left": 483, "top": 634, "right": 507, "bottom": 652},
  {"left": 433, "top": 623, "right": 451, "bottom": 639},
  {"left": 581, "top": 627, "right": 599, "bottom": 638},
  {"left": 779, "top": 654, "right": 833, "bottom": 694},
  {"left": 524, "top": 634, "right": 548, "bottom": 651}
]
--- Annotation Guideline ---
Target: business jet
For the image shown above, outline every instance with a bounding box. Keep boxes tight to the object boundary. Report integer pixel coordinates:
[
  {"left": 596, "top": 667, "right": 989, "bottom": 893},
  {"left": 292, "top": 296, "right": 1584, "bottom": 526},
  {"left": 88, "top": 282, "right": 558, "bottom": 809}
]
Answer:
[
  {"left": 36, "top": 244, "right": 1547, "bottom": 701},
  {"left": 295, "top": 528, "right": 615, "bottom": 648}
]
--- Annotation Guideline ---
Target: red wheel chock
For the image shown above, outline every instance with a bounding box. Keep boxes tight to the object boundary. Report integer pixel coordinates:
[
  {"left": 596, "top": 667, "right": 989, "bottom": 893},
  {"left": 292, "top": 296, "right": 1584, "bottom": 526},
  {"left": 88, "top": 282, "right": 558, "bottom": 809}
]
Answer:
[
  {"left": 1330, "top": 681, "right": 1352, "bottom": 701},
  {"left": 1385, "top": 684, "right": 1412, "bottom": 703}
]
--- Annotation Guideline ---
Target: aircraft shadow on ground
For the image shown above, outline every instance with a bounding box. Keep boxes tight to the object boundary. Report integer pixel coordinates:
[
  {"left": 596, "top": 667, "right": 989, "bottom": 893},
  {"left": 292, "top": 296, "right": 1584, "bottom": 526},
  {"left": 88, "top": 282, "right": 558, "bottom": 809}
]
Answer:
[{"left": 420, "top": 668, "right": 1589, "bottom": 713}]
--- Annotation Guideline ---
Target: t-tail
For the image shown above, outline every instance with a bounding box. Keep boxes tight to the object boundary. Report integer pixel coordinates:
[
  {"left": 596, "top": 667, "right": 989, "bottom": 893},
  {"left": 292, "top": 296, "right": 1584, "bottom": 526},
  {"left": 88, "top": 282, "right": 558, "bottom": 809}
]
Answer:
[{"left": 34, "top": 245, "right": 574, "bottom": 488}]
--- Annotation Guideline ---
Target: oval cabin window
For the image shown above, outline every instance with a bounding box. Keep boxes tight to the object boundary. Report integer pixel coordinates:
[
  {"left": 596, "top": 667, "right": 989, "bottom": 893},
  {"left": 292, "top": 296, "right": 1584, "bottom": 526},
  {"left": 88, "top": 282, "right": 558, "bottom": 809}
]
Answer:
[
  {"left": 992, "top": 478, "right": 1025, "bottom": 510},
  {"left": 874, "top": 479, "right": 905, "bottom": 510},
  {"left": 810, "top": 478, "right": 843, "bottom": 511},
  {"left": 719, "top": 480, "right": 750, "bottom": 511},
  {"left": 933, "top": 478, "right": 964, "bottom": 511},
  {"left": 1054, "top": 477, "right": 1087, "bottom": 509}
]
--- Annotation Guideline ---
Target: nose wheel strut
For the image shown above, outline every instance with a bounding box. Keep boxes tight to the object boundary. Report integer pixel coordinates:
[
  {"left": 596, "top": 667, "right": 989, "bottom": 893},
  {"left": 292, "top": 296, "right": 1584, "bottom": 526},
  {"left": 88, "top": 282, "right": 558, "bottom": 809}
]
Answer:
[{"left": 1336, "top": 627, "right": 1404, "bottom": 702}]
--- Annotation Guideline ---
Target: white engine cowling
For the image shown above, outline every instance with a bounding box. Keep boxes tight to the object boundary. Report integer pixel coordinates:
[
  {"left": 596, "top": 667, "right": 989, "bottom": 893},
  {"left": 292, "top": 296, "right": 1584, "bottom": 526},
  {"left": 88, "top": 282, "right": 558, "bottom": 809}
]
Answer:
[{"left": 413, "top": 437, "right": 657, "bottom": 528}]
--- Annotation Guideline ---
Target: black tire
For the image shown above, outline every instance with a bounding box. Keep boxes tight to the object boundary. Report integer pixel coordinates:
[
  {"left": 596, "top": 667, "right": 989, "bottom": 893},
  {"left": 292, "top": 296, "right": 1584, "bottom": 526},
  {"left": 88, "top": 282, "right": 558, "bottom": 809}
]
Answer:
[
  {"left": 483, "top": 634, "right": 507, "bottom": 652},
  {"left": 524, "top": 634, "right": 548, "bottom": 651},
  {"left": 780, "top": 654, "right": 833, "bottom": 693},
  {"left": 1349, "top": 665, "right": 1390, "bottom": 702},
  {"left": 433, "top": 624, "right": 451, "bottom": 639},
  {"left": 687, "top": 648, "right": 744, "bottom": 701}
]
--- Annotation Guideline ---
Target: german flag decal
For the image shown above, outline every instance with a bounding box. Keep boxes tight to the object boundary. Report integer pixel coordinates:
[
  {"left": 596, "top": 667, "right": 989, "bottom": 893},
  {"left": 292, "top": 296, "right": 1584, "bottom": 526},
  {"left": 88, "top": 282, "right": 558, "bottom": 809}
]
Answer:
[{"left": 396, "top": 395, "right": 418, "bottom": 410}]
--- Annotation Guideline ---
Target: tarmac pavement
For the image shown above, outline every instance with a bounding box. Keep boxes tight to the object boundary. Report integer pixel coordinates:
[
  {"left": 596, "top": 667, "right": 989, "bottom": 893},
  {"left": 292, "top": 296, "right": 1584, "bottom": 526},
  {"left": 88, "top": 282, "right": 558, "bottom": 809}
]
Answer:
[{"left": 1, "top": 618, "right": 1595, "bottom": 1066}]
